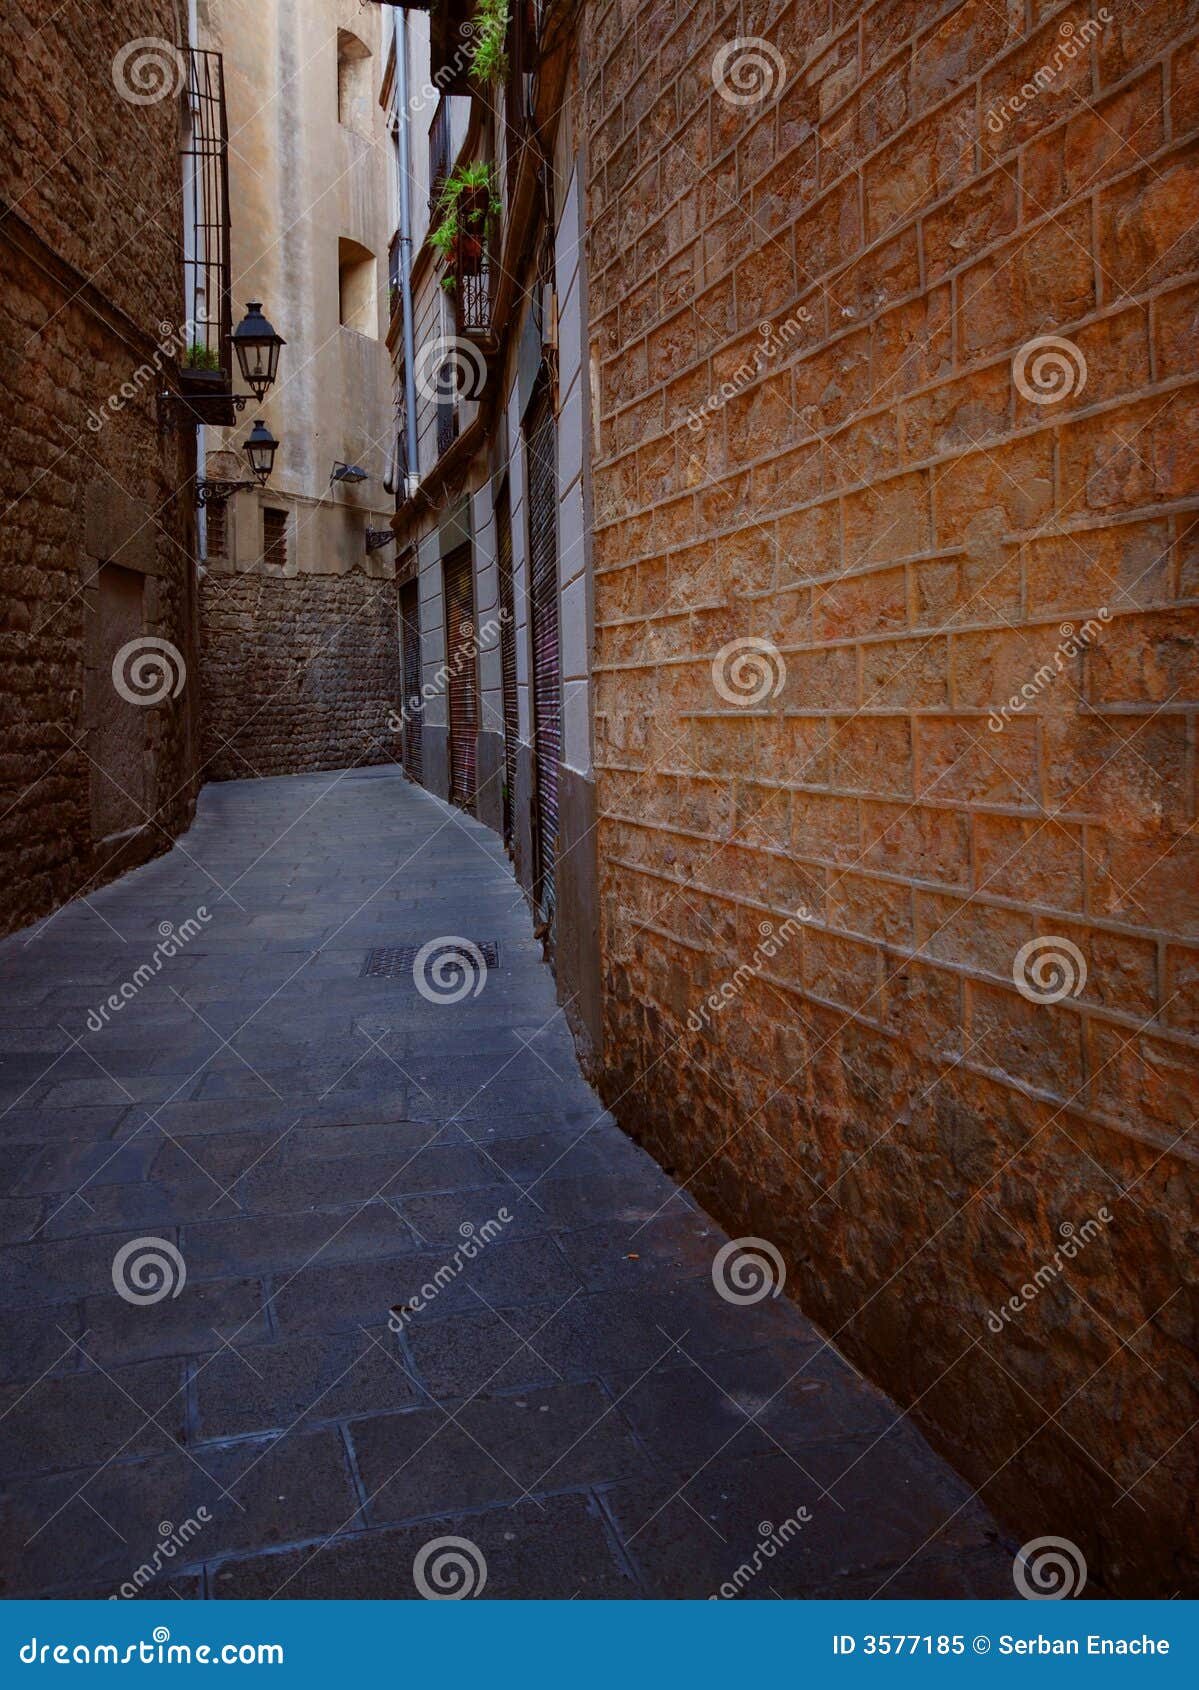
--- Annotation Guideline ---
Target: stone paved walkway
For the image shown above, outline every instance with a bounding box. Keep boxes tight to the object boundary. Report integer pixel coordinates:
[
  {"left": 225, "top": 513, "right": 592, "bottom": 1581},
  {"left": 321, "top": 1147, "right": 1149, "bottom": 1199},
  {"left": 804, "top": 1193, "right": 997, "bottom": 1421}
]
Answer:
[{"left": 0, "top": 768, "right": 1014, "bottom": 1599}]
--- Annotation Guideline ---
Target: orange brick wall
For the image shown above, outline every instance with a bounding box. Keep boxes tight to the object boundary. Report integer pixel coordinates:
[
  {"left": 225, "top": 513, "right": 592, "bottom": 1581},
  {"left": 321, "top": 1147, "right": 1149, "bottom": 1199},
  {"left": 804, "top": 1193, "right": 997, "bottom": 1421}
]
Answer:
[{"left": 583, "top": 0, "right": 1199, "bottom": 1592}]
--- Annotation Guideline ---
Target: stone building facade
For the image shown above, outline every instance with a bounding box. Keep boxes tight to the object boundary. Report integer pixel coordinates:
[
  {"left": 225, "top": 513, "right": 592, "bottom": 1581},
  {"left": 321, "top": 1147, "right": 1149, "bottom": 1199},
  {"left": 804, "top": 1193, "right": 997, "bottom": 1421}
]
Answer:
[
  {"left": 583, "top": 0, "right": 1199, "bottom": 1594},
  {"left": 196, "top": 0, "right": 398, "bottom": 781},
  {"left": 384, "top": 1, "right": 602, "bottom": 1054},
  {"left": 0, "top": 3, "right": 202, "bottom": 937}
]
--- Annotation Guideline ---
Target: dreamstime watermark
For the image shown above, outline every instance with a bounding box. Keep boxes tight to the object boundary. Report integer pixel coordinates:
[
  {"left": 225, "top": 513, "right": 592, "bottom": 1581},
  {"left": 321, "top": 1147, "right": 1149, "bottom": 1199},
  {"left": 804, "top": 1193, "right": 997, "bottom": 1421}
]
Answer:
[
  {"left": 1012, "top": 935, "right": 1087, "bottom": 1004},
  {"left": 19, "top": 1629, "right": 282, "bottom": 1667},
  {"left": 403, "top": 23, "right": 478, "bottom": 120},
  {"left": 688, "top": 908, "right": 810, "bottom": 1033},
  {"left": 712, "top": 637, "right": 786, "bottom": 705},
  {"left": 984, "top": 12, "right": 1112, "bottom": 134},
  {"left": 85, "top": 909, "right": 211, "bottom": 1033},
  {"left": 413, "top": 334, "right": 488, "bottom": 405},
  {"left": 1013, "top": 1535, "right": 1088, "bottom": 1599},
  {"left": 709, "top": 1506, "right": 813, "bottom": 1598},
  {"left": 388, "top": 1210, "right": 512, "bottom": 1330},
  {"left": 410, "top": 937, "right": 490, "bottom": 1005},
  {"left": 685, "top": 314, "right": 812, "bottom": 434},
  {"left": 109, "top": 1511, "right": 212, "bottom": 1599},
  {"left": 712, "top": 1236, "right": 786, "bottom": 1305},
  {"left": 985, "top": 1209, "right": 1112, "bottom": 1335},
  {"left": 412, "top": 1535, "right": 488, "bottom": 1599},
  {"left": 111, "top": 38, "right": 187, "bottom": 105},
  {"left": 388, "top": 610, "right": 510, "bottom": 732},
  {"left": 112, "top": 1237, "right": 187, "bottom": 1306},
  {"left": 711, "top": 37, "right": 787, "bottom": 106},
  {"left": 1013, "top": 335, "right": 1088, "bottom": 405},
  {"left": 112, "top": 637, "right": 187, "bottom": 705},
  {"left": 85, "top": 316, "right": 200, "bottom": 434},
  {"left": 987, "top": 612, "right": 1110, "bottom": 731}
]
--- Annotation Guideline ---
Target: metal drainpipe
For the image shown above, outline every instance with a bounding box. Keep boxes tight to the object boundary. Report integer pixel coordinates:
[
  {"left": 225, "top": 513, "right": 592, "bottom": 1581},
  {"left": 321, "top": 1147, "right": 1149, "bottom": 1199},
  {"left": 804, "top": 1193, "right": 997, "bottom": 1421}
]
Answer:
[{"left": 395, "top": 9, "right": 420, "bottom": 489}]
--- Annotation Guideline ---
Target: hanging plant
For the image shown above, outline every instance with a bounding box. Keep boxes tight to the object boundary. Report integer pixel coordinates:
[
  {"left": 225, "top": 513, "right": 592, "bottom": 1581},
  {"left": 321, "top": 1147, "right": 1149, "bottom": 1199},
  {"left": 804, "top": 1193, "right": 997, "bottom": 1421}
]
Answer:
[
  {"left": 430, "top": 161, "right": 501, "bottom": 290},
  {"left": 468, "top": 0, "right": 510, "bottom": 85},
  {"left": 183, "top": 341, "right": 220, "bottom": 372}
]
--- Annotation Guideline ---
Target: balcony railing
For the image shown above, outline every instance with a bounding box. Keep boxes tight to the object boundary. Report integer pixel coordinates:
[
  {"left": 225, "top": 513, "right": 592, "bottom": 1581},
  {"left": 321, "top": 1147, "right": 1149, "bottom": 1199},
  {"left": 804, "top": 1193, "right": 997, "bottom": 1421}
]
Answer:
[
  {"left": 455, "top": 264, "right": 491, "bottom": 337},
  {"left": 179, "top": 49, "right": 234, "bottom": 424}
]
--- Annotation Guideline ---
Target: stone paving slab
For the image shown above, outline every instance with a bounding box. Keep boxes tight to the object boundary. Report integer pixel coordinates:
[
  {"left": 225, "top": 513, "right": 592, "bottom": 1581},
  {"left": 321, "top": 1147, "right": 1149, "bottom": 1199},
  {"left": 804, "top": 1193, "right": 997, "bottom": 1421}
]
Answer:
[{"left": 0, "top": 767, "right": 1016, "bottom": 1599}]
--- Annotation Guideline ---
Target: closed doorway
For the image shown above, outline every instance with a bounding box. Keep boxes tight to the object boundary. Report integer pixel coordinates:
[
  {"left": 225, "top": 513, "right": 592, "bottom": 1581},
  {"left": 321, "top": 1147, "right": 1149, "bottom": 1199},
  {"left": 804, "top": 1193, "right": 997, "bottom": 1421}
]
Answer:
[
  {"left": 399, "top": 577, "right": 423, "bottom": 783},
  {"left": 89, "top": 563, "right": 148, "bottom": 842},
  {"left": 495, "top": 486, "right": 519, "bottom": 849},
  {"left": 524, "top": 379, "right": 561, "bottom": 919},
  {"left": 443, "top": 544, "right": 478, "bottom": 812}
]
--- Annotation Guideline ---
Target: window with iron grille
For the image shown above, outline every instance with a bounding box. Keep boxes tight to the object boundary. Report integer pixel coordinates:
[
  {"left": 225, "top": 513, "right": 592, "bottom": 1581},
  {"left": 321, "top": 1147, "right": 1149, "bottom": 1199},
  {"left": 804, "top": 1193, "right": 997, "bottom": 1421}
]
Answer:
[
  {"left": 436, "top": 361, "right": 459, "bottom": 460},
  {"left": 180, "top": 50, "right": 231, "bottom": 381},
  {"left": 428, "top": 100, "right": 450, "bottom": 213},
  {"left": 205, "top": 501, "right": 227, "bottom": 561},
  {"left": 262, "top": 507, "right": 288, "bottom": 570}
]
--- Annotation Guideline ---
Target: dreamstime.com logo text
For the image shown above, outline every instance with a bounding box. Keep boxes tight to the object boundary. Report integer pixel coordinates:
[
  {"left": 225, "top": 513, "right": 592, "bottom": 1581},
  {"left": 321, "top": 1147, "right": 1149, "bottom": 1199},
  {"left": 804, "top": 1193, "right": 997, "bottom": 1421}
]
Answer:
[
  {"left": 110, "top": 1512, "right": 211, "bottom": 1599},
  {"left": 388, "top": 611, "right": 510, "bottom": 731},
  {"left": 709, "top": 1506, "right": 813, "bottom": 1597},
  {"left": 388, "top": 1210, "right": 512, "bottom": 1329},
  {"left": 403, "top": 22, "right": 479, "bottom": 119},
  {"left": 984, "top": 12, "right": 1112, "bottom": 134},
  {"left": 85, "top": 318, "right": 200, "bottom": 434},
  {"left": 688, "top": 908, "right": 810, "bottom": 1032},
  {"left": 985, "top": 1209, "right": 1113, "bottom": 1335},
  {"left": 987, "top": 613, "right": 1110, "bottom": 731},
  {"left": 85, "top": 908, "right": 211, "bottom": 1033},
  {"left": 685, "top": 315, "right": 811, "bottom": 434},
  {"left": 19, "top": 1627, "right": 282, "bottom": 1666}
]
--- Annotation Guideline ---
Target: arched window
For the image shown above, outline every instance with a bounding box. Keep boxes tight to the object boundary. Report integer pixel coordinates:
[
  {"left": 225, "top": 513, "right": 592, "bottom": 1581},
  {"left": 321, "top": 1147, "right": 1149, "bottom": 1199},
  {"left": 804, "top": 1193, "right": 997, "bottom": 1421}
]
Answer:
[
  {"left": 338, "top": 238, "right": 377, "bottom": 337},
  {"left": 336, "top": 31, "right": 372, "bottom": 134}
]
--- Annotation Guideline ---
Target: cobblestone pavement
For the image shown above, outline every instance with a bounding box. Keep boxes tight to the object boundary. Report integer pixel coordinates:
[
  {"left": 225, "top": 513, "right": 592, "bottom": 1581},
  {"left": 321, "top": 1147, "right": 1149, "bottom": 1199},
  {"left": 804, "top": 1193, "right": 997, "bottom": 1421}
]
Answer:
[{"left": 0, "top": 768, "right": 1015, "bottom": 1599}]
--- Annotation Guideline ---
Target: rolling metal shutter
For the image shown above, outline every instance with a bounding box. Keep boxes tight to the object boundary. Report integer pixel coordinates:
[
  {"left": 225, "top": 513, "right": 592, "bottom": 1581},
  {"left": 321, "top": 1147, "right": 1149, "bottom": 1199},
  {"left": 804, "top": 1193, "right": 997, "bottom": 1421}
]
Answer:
[
  {"left": 399, "top": 578, "right": 423, "bottom": 784},
  {"left": 496, "top": 488, "right": 519, "bottom": 848},
  {"left": 524, "top": 381, "right": 560, "bottom": 914},
  {"left": 444, "top": 544, "right": 478, "bottom": 812}
]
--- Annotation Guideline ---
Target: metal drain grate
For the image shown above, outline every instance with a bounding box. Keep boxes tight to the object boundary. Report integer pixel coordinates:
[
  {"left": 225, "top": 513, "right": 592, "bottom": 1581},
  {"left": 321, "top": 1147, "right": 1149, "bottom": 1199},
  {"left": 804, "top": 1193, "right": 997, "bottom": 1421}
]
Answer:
[{"left": 361, "top": 940, "right": 501, "bottom": 979}]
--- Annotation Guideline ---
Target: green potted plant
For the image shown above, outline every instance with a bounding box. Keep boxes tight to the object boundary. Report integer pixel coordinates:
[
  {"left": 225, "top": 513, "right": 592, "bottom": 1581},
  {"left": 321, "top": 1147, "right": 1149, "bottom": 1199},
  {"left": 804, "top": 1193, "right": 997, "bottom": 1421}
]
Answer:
[
  {"left": 469, "top": 0, "right": 510, "bottom": 84},
  {"left": 430, "top": 161, "right": 500, "bottom": 290}
]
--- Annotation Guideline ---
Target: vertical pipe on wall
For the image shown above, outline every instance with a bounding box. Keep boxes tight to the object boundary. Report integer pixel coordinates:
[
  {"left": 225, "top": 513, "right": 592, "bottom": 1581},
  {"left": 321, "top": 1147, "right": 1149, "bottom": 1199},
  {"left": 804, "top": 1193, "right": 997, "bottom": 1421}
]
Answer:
[{"left": 395, "top": 8, "right": 419, "bottom": 488}]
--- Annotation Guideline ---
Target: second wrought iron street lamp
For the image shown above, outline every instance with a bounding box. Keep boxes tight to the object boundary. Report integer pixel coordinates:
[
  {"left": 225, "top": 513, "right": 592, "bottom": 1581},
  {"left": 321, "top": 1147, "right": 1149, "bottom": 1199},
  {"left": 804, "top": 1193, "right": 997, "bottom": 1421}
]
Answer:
[
  {"left": 243, "top": 418, "right": 280, "bottom": 486},
  {"left": 231, "top": 301, "right": 286, "bottom": 402}
]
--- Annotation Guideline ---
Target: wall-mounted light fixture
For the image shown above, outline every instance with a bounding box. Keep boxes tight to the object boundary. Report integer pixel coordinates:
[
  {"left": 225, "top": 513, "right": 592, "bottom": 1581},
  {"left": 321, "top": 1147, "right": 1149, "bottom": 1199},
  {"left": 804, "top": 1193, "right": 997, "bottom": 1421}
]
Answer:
[
  {"left": 244, "top": 419, "right": 280, "bottom": 485},
  {"left": 331, "top": 461, "right": 369, "bottom": 485},
  {"left": 231, "top": 301, "right": 286, "bottom": 402},
  {"left": 160, "top": 300, "right": 285, "bottom": 431}
]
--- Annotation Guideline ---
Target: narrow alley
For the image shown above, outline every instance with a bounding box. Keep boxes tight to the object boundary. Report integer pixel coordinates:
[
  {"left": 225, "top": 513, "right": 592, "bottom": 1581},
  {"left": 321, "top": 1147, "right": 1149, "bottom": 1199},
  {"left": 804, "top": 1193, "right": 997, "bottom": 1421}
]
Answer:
[{"left": 0, "top": 768, "right": 1009, "bottom": 1599}]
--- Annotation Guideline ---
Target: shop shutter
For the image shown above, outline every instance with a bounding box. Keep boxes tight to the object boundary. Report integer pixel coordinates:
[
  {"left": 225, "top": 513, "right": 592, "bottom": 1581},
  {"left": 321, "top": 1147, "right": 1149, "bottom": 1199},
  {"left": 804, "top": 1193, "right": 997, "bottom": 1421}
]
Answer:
[
  {"left": 399, "top": 578, "right": 423, "bottom": 783},
  {"left": 524, "top": 380, "right": 560, "bottom": 914},
  {"left": 444, "top": 544, "right": 478, "bottom": 811},
  {"left": 496, "top": 488, "right": 519, "bottom": 848}
]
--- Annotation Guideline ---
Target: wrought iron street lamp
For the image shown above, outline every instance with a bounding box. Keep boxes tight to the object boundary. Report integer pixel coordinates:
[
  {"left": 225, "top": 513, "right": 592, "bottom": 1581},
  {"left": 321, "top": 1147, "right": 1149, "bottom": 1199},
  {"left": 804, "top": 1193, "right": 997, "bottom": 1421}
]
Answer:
[
  {"left": 244, "top": 418, "right": 280, "bottom": 485},
  {"left": 231, "top": 301, "right": 285, "bottom": 402}
]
